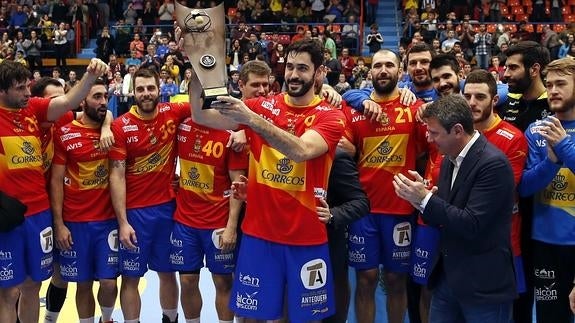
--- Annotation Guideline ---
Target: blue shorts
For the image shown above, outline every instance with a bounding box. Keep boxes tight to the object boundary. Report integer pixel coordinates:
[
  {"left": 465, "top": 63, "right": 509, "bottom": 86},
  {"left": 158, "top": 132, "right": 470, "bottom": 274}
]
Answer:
[
  {"left": 514, "top": 255, "right": 526, "bottom": 294},
  {"left": 170, "top": 222, "right": 236, "bottom": 274},
  {"left": 230, "top": 235, "right": 335, "bottom": 322},
  {"left": 119, "top": 201, "right": 175, "bottom": 277},
  {"left": 58, "top": 219, "right": 119, "bottom": 282},
  {"left": 411, "top": 224, "right": 440, "bottom": 285},
  {"left": 0, "top": 209, "right": 53, "bottom": 288},
  {"left": 348, "top": 213, "right": 413, "bottom": 273}
]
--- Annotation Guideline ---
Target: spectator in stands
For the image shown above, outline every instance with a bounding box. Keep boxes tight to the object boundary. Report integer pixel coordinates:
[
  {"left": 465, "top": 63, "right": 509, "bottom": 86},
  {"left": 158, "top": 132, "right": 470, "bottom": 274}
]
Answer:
[
  {"left": 324, "top": 0, "right": 345, "bottom": 23},
  {"left": 474, "top": 23, "right": 492, "bottom": 70},
  {"left": 160, "top": 75, "right": 178, "bottom": 103},
  {"left": 107, "top": 70, "right": 123, "bottom": 117},
  {"left": 489, "top": 0, "right": 505, "bottom": 22},
  {"left": 567, "top": 42, "right": 575, "bottom": 58},
  {"left": 228, "top": 39, "right": 243, "bottom": 72},
  {"left": 334, "top": 73, "right": 351, "bottom": 94},
  {"left": 113, "top": 19, "right": 131, "bottom": 57},
  {"left": 162, "top": 55, "right": 180, "bottom": 83},
  {"left": 51, "top": 0, "right": 68, "bottom": 24},
  {"left": 37, "top": 13, "right": 53, "bottom": 42},
  {"left": 311, "top": 0, "right": 326, "bottom": 22},
  {"left": 130, "top": 0, "right": 143, "bottom": 17},
  {"left": 70, "top": 0, "right": 89, "bottom": 45},
  {"left": 270, "top": 0, "right": 283, "bottom": 15},
  {"left": 360, "top": 71, "right": 373, "bottom": 89},
  {"left": 65, "top": 23, "right": 76, "bottom": 56},
  {"left": 550, "top": 0, "right": 564, "bottom": 22},
  {"left": 120, "top": 64, "right": 137, "bottom": 114},
  {"left": 438, "top": 20, "right": 454, "bottom": 43},
  {"left": 140, "top": 44, "right": 162, "bottom": 72},
  {"left": 25, "top": 5, "right": 39, "bottom": 29},
  {"left": 489, "top": 56, "right": 505, "bottom": 80},
  {"left": 246, "top": 33, "right": 263, "bottom": 60},
  {"left": 441, "top": 31, "right": 458, "bottom": 53},
  {"left": 324, "top": 50, "right": 342, "bottom": 86},
  {"left": 542, "top": 24, "right": 562, "bottom": 60},
  {"left": 497, "top": 41, "right": 509, "bottom": 65},
  {"left": 324, "top": 29, "right": 337, "bottom": 60},
  {"left": 65, "top": 70, "right": 79, "bottom": 92},
  {"left": 129, "top": 33, "right": 145, "bottom": 59},
  {"left": 176, "top": 68, "right": 191, "bottom": 95},
  {"left": 108, "top": 54, "right": 125, "bottom": 77},
  {"left": 9, "top": 5, "right": 27, "bottom": 29},
  {"left": 422, "top": 11, "right": 438, "bottom": 43},
  {"left": 23, "top": 30, "right": 41, "bottom": 71},
  {"left": 514, "top": 21, "right": 536, "bottom": 42},
  {"left": 142, "top": 0, "right": 155, "bottom": 26},
  {"left": 295, "top": 0, "right": 311, "bottom": 23},
  {"left": 343, "top": 0, "right": 361, "bottom": 21},
  {"left": 431, "top": 38, "right": 441, "bottom": 55},
  {"left": 458, "top": 19, "right": 476, "bottom": 61},
  {"left": 237, "top": 53, "right": 250, "bottom": 72},
  {"left": 165, "top": 40, "right": 185, "bottom": 75},
  {"left": 366, "top": 23, "right": 383, "bottom": 53},
  {"left": 402, "top": 17, "right": 422, "bottom": 46},
  {"left": 158, "top": 0, "right": 175, "bottom": 33},
  {"left": 14, "top": 49, "right": 26, "bottom": 67},
  {"left": 291, "top": 26, "right": 306, "bottom": 43},
  {"left": 249, "top": 2, "right": 267, "bottom": 23},
  {"left": 342, "top": 15, "right": 359, "bottom": 54},
  {"left": 258, "top": 32, "right": 270, "bottom": 62},
  {"left": 227, "top": 70, "right": 241, "bottom": 98},
  {"left": 52, "top": 67, "right": 65, "bottom": 87},
  {"left": 339, "top": 47, "right": 355, "bottom": 83},
  {"left": 125, "top": 50, "right": 142, "bottom": 68},
  {"left": 53, "top": 22, "right": 68, "bottom": 70},
  {"left": 13, "top": 30, "right": 25, "bottom": 57},
  {"left": 269, "top": 42, "right": 286, "bottom": 87},
  {"left": 269, "top": 74, "right": 281, "bottom": 95},
  {"left": 352, "top": 57, "right": 369, "bottom": 89},
  {"left": 531, "top": 0, "right": 546, "bottom": 22},
  {"left": 123, "top": 1, "right": 138, "bottom": 26},
  {"left": 155, "top": 34, "right": 170, "bottom": 59},
  {"left": 559, "top": 33, "right": 574, "bottom": 58},
  {"left": 133, "top": 18, "right": 147, "bottom": 38},
  {"left": 95, "top": 26, "right": 114, "bottom": 62},
  {"left": 29, "top": 69, "right": 41, "bottom": 88}
]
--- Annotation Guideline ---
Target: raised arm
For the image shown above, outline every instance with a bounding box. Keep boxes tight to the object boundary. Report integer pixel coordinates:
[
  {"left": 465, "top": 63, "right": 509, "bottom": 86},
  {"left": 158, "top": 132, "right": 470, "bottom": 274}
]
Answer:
[{"left": 47, "top": 58, "right": 108, "bottom": 121}]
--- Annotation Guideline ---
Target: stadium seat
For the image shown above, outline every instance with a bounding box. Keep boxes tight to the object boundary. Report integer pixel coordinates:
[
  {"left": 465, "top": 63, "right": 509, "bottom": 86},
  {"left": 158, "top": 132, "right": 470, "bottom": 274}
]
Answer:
[
  {"left": 511, "top": 6, "right": 524, "bottom": 15},
  {"left": 227, "top": 7, "right": 237, "bottom": 18},
  {"left": 279, "top": 34, "right": 291, "bottom": 45},
  {"left": 487, "top": 24, "right": 497, "bottom": 33},
  {"left": 500, "top": 5, "right": 509, "bottom": 15},
  {"left": 554, "top": 24, "right": 566, "bottom": 32},
  {"left": 563, "top": 6, "right": 572, "bottom": 14},
  {"left": 564, "top": 14, "right": 575, "bottom": 22},
  {"left": 507, "top": 0, "right": 520, "bottom": 7},
  {"left": 515, "top": 14, "right": 529, "bottom": 21}
]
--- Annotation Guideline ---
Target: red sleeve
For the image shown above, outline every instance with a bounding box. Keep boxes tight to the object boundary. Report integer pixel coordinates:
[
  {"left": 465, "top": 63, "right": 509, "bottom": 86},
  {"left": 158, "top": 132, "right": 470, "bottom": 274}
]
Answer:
[
  {"left": 54, "top": 111, "right": 75, "bottom": 128},
  {"left": 109, "top": 118, "right": 127, "bottom": 161},
  {"left": 227, "top": 146, "right": 249, "bottom": 171},
  {"left": 508, "top": 135, "right": 528, "bottom": 187},
  {"left": 52, "top": 124, "right": 68, "bottom": 165},
  {"left": 28, "top": 97, "right": 51, "bottom": 124},
  {"left": 312, "top": 108, "right": 346, "bottom": 154}
]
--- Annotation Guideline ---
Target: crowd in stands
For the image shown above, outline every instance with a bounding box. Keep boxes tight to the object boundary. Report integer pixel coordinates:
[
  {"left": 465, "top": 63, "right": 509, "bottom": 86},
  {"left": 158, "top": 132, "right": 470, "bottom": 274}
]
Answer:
[{"left": 400, "top": 0, "right": 575, "bottom": 80}]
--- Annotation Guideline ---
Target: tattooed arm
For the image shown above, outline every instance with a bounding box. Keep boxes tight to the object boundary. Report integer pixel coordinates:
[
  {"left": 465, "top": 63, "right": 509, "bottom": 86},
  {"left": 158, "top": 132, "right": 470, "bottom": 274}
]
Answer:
[{"left": 109, "top": 159, "right": 137, "bottom": 249}]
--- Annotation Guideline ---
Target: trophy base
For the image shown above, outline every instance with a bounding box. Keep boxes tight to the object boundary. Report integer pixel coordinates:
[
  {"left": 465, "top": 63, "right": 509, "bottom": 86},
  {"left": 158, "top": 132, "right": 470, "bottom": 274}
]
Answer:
[{"left": 202, "top": 87, "right": 229, "bottom": 109}]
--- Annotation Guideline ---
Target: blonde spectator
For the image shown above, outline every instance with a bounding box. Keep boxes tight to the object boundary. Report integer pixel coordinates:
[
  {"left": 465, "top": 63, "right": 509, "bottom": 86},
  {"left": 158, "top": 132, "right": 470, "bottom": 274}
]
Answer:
[
  {"left": 14, "top": 50, "right": 27, "bottom": 67},
  {"left": 38, "top": 14, "right": 54, "bottom": 40},
  {"left": 179, "top": 68, "right": 192, "bottom": 94},
  {"left": 162, "top": 55, "right": 180, "bottom": 83}
]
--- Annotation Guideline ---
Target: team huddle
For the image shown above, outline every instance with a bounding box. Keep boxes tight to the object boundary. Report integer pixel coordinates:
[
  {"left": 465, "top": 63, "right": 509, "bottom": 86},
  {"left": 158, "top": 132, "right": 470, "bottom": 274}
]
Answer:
[{"left": 1, "top": 36, "right": 575, "bottom": 323}]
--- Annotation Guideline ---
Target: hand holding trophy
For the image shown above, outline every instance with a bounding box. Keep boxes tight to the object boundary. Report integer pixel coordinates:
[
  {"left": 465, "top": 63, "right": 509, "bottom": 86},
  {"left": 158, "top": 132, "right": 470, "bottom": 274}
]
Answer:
[{"left": 175, "top": 2, "right": 228, "bottom": 109}]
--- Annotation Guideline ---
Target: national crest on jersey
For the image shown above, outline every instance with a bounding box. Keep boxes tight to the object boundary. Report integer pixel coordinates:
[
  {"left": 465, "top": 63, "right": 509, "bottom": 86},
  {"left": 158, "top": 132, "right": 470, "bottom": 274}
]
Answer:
[
  {"left": 175, "top": 118, "right": 249, "bottom": 229},
  {"left": 240, "top": 94, "right": 345, "bottom": 246},
  {"left": 0, "top": 97, "right": 51, "bottom": 216},
  {"left": 343, "top": 96, "right": 426, "bottom": 215}
]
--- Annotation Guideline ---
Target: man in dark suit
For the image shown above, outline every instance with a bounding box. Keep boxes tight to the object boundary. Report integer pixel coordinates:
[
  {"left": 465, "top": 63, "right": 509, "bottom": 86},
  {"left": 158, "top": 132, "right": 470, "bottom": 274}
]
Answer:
[
  {"left": 392, "top": 94, "right": 517, "bottom": 322},
  {"left": 317, "top": 148, "right": 370, "bottom": 323}
]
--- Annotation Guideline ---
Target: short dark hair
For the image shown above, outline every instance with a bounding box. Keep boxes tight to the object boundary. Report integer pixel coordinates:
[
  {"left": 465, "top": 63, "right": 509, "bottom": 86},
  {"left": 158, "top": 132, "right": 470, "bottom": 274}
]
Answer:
[
  {"left": 286, "top": 39, "right": 325, "bottom": 71},
  {"left": 464, "top": 69, "right": 497, "bottom": 99},
  {"left": 422, "top": 94, "right": 474, "bottom": 135},
  {"left": 505, "top": 41, "right": 550, "bottom": 73},
  {"left": 0, "top": 60, "right": 31, "bottom": 91},
  {"left": 430, "top": 53, "right": 460, "bottom": 74},
  {"left": 406, "top": 42, "right": 433, "bottom": 63},
  {"left": 30, "top": 77, "right": 63, "bottom": 97}
]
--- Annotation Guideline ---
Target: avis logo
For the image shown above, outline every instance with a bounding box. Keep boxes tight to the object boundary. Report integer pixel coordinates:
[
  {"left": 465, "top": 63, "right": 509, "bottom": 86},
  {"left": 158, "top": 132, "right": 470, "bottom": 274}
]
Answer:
[{"left": 239, "top": 272, "right": 260, "bottom": 287}]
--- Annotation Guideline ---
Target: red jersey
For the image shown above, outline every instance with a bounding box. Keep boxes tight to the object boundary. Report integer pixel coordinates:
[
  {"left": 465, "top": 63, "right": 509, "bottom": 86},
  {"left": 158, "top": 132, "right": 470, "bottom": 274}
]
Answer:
[
  {"left": 174, "top": 118, "right": 248, "bottom": 229},
  {"left": 52, "top": 120, "right": 114, "bottom": 222},
  {"left": 40, "top": 111, "right": 75, "bottom": 175},
  {"left": 344, "top": 96, "right": 426, "bottom": 215},
  {"left": 483, "top": 116, "right": 527, "bottom": 256},
  {"left": 0, "top": 97, "right": 51, "bottom": 216},
  {"left": 241, "top": 94, "right": 345, "bottom": 246},
  {"left": 109, "top": 103, "right": 190, "bottom": 209}
]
